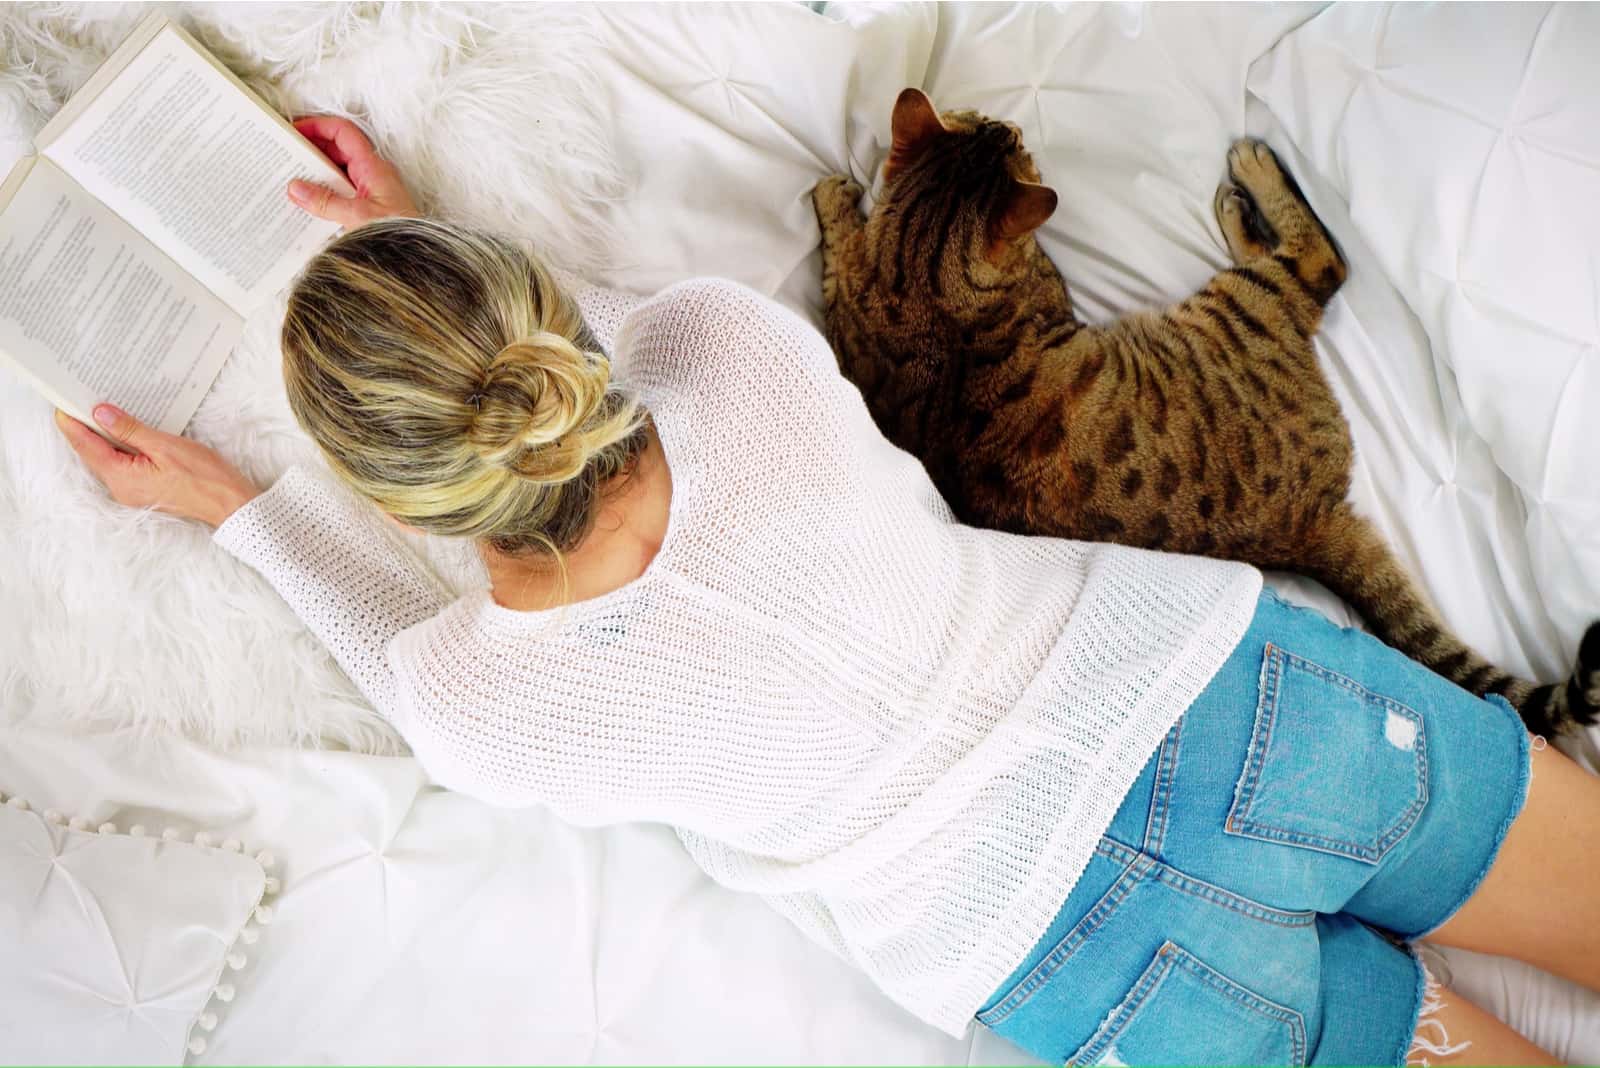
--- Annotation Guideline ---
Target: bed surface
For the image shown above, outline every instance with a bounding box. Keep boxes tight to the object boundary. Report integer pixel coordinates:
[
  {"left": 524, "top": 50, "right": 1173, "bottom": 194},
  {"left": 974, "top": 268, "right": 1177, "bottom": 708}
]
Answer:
[{"left": 2, "top": 2, "right": 1597, "bottom": 1063}]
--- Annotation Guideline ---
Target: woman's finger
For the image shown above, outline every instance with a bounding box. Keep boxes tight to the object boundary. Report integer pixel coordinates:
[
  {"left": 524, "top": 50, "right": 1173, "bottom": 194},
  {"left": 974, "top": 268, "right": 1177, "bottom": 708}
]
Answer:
[
  {"left": 292, "top": 115, "right": 398, "bottom": 197},
  {"left": 291, "top": 123, "right": 342, "bottom": 169},
  {"left": 287, "top": 179, "right": 369, "bottom": 227},
  {"left": 91, "top": 403, "right": 158, "bottom": 455},
  {"left": 54, "top": 409, "right": 131, "bottom": 476},
  {"left": 297, "top": 133, "right": 342, "bottom": 167},
  {"left": 339, "top": 147, "right": 394, "bottom": 197},
  {"left": 292, "top": 114, "right": 375, "bottom": 168}
]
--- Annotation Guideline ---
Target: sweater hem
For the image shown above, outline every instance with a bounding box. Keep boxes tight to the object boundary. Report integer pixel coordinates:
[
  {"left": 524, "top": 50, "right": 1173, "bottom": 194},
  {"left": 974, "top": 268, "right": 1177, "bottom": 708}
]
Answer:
[{"left": 918, "top": 564, "right": 1264, "bottom": 1039}]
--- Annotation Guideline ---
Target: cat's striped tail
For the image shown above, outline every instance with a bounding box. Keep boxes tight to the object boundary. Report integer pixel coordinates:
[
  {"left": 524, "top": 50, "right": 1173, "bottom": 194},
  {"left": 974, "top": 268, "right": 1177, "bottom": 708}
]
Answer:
[{"left": 1305, "top": 506, "right": 1600, "bottom": 737}]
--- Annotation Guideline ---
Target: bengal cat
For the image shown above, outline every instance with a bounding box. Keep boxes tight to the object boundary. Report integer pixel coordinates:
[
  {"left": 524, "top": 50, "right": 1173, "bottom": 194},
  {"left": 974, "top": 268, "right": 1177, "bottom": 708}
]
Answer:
[{"left": 813, "top": 88, "right": 1600, "bottom": 736}]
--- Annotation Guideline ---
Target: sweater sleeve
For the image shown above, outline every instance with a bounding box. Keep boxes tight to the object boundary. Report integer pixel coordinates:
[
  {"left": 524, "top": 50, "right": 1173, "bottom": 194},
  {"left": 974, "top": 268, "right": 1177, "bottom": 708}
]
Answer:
[{"left": 212, "top": 464, "right": 453, "bottom": 718}]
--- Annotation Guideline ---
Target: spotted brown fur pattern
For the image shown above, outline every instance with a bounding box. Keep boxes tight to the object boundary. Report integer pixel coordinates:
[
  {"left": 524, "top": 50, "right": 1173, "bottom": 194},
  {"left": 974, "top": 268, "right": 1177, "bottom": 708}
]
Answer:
[{"left": 814, "top": 89, "right": 1600, "bottom": 736}]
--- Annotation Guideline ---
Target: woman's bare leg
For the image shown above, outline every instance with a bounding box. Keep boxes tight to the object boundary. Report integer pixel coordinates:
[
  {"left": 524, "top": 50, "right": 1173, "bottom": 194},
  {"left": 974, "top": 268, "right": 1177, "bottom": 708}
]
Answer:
[
  {"left": 1428, "top": 740, "right": 1600, "bottom": 990},
  {"left": 1409, "top": 984, "right": 1560, "bottom": 1066}
]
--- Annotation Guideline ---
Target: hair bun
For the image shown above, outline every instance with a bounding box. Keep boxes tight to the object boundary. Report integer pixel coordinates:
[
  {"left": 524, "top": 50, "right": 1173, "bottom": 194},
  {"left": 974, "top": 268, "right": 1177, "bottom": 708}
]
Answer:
[{"left": 468, "top": 332, "right": 612, "bottom": 483}]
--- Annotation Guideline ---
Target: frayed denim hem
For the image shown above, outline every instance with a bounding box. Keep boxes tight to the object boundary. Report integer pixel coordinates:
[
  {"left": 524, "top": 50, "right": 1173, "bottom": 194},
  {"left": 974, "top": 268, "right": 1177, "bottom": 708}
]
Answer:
[
  {"left": 1411, "top": 693, "right": 1533, "bottom": 943},
  {"left": 1403, "top": 959, "right": 1472, "bottom": 1065},
  {"left": 1390, "top": 693, "right": 1527, "bottom": 1064}
]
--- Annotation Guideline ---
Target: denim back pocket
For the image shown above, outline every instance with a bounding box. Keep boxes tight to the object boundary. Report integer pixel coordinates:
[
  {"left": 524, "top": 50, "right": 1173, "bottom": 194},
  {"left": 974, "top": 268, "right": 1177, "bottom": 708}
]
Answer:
[
  {"left": 1066, "top": 941, "right": 1306, "bottom": 1066},
  {"left": 1227, "top": 644, "right": 1428, "bottom": 864}
]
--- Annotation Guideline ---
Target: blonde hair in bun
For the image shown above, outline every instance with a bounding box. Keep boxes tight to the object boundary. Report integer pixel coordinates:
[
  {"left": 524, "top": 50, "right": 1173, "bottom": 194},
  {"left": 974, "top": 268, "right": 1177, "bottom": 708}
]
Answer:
[
  {"left": 281, "top": 217, "right": 646, "bottom": 558},
  {"left": 469, "top": 332, "right": 632, "bottom": 483}
]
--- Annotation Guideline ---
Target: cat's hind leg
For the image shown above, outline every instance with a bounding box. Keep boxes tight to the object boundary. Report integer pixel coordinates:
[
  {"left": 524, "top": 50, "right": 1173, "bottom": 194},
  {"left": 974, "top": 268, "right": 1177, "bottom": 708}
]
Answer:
[{"left": 1224, "top": 139, "right": 1347, "bottom": 304}]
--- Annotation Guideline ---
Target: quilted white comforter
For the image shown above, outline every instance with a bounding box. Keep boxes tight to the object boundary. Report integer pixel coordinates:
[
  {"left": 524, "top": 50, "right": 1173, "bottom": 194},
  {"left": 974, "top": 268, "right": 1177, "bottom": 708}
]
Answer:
[{"left": 3, "top": 2, "right": 1598, "bottom": 1063}]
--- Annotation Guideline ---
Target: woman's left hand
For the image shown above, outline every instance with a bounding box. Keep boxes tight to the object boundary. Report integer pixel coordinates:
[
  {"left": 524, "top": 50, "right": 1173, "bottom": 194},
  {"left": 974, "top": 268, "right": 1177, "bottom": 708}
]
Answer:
[
  {"left": 287, "top": 115, "right": 418, "bottom": 227},
  {"left": 55, "top": 404, "right": 261, "bottom": 529}
]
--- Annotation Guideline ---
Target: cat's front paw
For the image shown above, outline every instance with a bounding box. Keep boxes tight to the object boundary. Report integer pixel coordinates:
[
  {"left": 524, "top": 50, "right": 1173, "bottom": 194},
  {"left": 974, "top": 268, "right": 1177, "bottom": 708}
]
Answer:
[
  {"left": 814, "top": 174, "right": 866, "bottom": 212},
  {"left": 1223, "top": 138, "right": 1346, "bottom": 298},
  {"left": 1214, "top": 179, "right": 1273, "bottom": 264},
  {"left": 1226, "top": 138, "right": 1285, "bottom": 193}
]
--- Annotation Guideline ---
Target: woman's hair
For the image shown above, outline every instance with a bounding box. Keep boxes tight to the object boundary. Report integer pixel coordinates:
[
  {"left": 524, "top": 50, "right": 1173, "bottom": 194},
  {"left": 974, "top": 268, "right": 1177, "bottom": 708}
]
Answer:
[{"left": 281, "top": 218, "right": 646, "bottom": 559}]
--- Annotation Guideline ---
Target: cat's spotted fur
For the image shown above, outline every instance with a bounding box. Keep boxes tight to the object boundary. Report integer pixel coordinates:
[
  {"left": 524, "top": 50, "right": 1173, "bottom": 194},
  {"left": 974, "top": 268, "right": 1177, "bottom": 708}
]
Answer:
[{"left": 814, "top": 88, "right": 1600, "bottom": 735}]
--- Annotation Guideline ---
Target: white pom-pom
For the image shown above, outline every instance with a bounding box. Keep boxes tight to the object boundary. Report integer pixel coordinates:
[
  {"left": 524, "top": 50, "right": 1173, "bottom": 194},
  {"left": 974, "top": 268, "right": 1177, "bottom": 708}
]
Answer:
[
  {"left": 44, "top": 810, "right": 64, "bottom": 825},
  {"left": 69, "top": 817, "right": 89, "bottom": 831},
  {"left": 187, "top": 1035, "right": 206, "bottom": 1055},
  {"left": 252, "top": 904, "right": 274, "bottom": 925},
  {"left": 194, "top": 832, "right": 214, "bottom": 848},
  {"left": 254, "top": 850, "right": 276, "bottom": 870},
  {"left": 162, "top": 827, "right": 181, "bottom": 841},
  {"left": 213, "top": 983, "right": 236, "bottom": 1003},
  {"left": 97, "top": 822, "right": 117, "bottom": 835},
  {"left": 222, "top": 839, "right": 242, "bottom": 853},
  {"left": 263, "top": 877, "right": 281, "bottom": 895},
  {"left": 129, "top": 824, "right": 147, "bottom": 837},
  {"left": 6, "top": 796, "right": 29, "bottom": 811},
  {"left": 239, "top": 926, "right": 259, "bottom": 945},
  {"left": 198, "top": 1012, "right": 218, "bottom": 1032},
  {"left": 226, "top": 950, "right": 246, "bottom": 970}
]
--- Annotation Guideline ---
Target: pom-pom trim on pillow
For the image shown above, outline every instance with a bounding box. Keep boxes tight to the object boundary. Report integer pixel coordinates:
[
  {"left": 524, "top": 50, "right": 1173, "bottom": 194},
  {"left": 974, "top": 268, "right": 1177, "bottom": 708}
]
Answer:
[{"left": 0, "top": 788, "right": 281, "bottom": 1064}]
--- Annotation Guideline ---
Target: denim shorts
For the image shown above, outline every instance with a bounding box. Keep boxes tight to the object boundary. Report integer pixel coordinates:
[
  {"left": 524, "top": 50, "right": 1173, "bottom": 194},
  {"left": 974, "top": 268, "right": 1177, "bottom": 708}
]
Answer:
[{"left": 974, "top": 587, "right": 1532, "bottom": 1066}]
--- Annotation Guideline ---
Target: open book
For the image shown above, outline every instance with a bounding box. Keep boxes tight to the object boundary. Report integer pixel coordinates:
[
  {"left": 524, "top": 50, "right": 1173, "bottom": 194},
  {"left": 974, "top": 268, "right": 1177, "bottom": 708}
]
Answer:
[{"left": 0, "top": 13, "right": 353, "bottom": 436}]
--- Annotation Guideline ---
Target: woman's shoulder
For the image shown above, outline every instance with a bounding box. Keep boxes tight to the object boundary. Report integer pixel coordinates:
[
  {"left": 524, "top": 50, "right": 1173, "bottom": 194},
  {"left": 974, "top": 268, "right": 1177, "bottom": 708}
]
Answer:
[
  {"left": 629, "top": 277, "right": 820, "bottom": 341},
  {"left": 620, "top": 277, "right": 835, "bottom": 390},
  {"left": 642, "top": 275, "right": 763, "bottom": 308},
  {"left": 555, "top": 271, "right": 766, "bottom": 353}
]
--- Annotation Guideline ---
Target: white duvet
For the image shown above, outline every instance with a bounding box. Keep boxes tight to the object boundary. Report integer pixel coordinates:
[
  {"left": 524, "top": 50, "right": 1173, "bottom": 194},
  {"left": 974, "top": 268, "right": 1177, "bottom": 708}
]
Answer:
[{"left": 2, "top": 2, "right": 1598, "bottom": 1064}]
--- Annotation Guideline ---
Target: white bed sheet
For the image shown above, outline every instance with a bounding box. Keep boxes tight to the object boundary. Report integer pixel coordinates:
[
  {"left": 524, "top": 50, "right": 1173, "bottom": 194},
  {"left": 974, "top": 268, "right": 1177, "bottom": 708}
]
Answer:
[
  {"left": 3, "top": 1, "right": 1598, "bottom": 1063},
  {"left": 0, "top": 725, "right": 1028, "bottom": 1066}
]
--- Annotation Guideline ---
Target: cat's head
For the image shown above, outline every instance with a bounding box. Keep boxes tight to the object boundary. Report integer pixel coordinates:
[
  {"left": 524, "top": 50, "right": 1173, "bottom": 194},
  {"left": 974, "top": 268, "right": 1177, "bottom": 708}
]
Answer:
[{"left": 881, "top": 88, "right": 1058, "bottom": 266}]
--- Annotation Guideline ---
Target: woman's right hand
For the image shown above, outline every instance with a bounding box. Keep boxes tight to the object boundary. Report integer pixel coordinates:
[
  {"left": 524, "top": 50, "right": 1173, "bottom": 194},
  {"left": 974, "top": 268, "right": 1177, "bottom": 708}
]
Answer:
[
  {"left": 288, "top": 115, "right": 419, "bottom": 227},
  {"left": 55, "top": 405, "right": 260, "bottom": 530}
]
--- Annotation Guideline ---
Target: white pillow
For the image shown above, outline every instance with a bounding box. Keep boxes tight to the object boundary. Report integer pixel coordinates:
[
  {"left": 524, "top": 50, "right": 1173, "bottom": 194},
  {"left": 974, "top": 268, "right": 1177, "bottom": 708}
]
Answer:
[
  {"left": 1247, "top": 2, "right": 1600, "bottom": 657},
  {"left": 0, "top": 794, "right": 277, "bottom": 1066}
]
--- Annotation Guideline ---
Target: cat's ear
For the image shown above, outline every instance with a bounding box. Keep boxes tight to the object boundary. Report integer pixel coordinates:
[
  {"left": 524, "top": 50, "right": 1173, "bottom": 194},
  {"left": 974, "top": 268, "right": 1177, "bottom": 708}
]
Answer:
[
  {"left": 887, "top": 88, "right": 947, "bottom": 181},
  {"left": 988, "top": 180, "right": 1059, "bottom": 254}
]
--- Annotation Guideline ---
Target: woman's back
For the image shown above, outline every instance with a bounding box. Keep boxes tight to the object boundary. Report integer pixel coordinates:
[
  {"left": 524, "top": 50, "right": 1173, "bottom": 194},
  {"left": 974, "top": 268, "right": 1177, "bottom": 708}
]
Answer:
[{"left": 216, "top": 275, "right": 1261, "bottom": 1034}]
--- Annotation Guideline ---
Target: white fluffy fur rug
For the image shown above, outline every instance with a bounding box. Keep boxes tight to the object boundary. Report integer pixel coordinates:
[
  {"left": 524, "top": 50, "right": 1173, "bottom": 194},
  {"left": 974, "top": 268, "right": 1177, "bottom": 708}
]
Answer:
[{"left": 0, "top": 2, "right": 624, "bottom": 751}]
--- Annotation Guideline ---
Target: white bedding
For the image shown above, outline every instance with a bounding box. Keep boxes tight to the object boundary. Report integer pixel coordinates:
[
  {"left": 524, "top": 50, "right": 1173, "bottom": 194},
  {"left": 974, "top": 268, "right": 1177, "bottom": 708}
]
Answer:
[{"left": 2, "top": 1, "right": 1598, "bottom": 1063}]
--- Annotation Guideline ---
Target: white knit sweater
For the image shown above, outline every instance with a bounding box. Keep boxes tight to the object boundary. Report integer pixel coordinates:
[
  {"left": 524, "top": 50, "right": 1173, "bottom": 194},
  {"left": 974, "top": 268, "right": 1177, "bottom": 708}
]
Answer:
[{"left": 215, "top": 276, "right": 1262, "bottom": 1037}]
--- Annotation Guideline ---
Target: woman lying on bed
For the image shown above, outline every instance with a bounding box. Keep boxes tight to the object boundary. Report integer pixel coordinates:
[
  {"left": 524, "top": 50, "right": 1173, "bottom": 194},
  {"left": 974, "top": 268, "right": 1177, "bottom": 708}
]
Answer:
[{"left": 55, "top": 114, "right": 1598, "bottom": 1067}]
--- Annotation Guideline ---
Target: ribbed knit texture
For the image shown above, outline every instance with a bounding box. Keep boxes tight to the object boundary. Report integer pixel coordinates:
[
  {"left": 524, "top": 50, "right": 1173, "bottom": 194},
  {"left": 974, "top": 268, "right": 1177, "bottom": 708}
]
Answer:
[{"left": 215, "top": 276, "right": 1262, "bottom": 1037}]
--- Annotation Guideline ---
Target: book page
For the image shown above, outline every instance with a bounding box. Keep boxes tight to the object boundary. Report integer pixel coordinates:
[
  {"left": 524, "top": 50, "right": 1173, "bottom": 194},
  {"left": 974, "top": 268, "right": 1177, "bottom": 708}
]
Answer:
[
  {"left": 39, "top": 22, "right": 351, "bottom": 314},
  {"left": 0, "top": 158, "right": 240, "bottom": 435}
]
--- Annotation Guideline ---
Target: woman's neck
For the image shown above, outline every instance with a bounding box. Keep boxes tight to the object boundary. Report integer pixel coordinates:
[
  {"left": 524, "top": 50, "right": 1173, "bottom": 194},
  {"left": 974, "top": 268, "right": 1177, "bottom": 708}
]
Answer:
[{"left": 480, "top": 424, "right": 672, "bottom": 612}]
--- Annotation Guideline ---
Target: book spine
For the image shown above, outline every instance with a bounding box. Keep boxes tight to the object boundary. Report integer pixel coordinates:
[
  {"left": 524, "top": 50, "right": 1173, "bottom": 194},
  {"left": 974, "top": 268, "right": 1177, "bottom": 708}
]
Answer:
[{"left": 0, "top": 155, "right": 37, "bottom": 213}]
